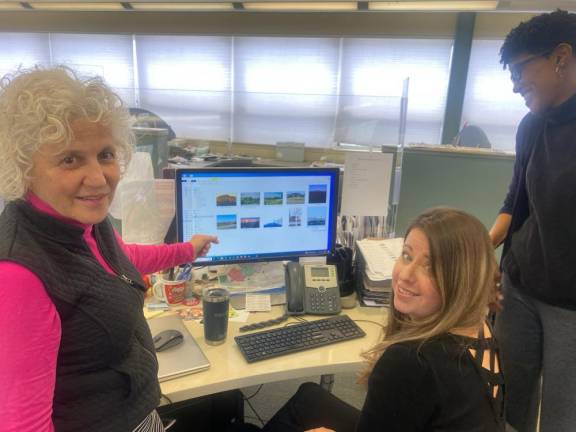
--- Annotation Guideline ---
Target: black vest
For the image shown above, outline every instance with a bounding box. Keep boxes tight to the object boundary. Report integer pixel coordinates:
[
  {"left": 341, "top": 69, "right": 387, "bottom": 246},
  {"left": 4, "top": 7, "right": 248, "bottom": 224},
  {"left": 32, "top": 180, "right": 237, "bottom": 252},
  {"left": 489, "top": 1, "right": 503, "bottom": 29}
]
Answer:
[{"left": 0, "top": 201, "right": 160, "bottom": 432}]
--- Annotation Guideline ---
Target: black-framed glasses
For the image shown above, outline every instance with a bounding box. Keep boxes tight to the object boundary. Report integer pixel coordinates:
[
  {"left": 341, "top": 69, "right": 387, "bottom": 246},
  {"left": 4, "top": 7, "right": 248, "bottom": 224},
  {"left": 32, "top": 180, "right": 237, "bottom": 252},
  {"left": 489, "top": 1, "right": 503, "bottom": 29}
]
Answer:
[{"left": 508, "top": 49, "right": 554, "bottom": 82}]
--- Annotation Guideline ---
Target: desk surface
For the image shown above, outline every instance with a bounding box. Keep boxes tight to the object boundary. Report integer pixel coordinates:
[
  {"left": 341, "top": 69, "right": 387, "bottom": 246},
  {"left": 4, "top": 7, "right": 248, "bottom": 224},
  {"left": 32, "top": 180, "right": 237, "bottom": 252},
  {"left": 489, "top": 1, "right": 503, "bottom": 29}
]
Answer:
[{"left": 156, "top": 305, "right": 387, "bottom": 403}]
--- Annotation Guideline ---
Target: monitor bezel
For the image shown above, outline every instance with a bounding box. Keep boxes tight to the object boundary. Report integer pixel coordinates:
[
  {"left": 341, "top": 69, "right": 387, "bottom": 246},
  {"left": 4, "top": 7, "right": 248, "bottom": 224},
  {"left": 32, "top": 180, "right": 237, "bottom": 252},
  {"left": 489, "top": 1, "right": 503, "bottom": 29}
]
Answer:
[{"left": 175, "top": 166, "right": 340, "bottom": 266}]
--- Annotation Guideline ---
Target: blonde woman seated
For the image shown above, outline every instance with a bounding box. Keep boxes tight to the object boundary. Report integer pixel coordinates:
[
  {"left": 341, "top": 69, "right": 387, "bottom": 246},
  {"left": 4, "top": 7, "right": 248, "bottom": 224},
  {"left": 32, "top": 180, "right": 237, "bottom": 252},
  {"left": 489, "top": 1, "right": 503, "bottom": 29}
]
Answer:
[{"left": 258, "top": 208, "right": 505, "bottom": 432}]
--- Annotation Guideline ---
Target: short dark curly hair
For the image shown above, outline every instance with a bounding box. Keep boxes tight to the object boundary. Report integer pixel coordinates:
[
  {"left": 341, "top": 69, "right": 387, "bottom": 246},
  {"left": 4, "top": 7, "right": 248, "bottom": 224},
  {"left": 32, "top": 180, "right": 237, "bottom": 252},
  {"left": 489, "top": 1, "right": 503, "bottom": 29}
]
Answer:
[{"left": 500, "top": 9, "right": 576, "bottom": 68}]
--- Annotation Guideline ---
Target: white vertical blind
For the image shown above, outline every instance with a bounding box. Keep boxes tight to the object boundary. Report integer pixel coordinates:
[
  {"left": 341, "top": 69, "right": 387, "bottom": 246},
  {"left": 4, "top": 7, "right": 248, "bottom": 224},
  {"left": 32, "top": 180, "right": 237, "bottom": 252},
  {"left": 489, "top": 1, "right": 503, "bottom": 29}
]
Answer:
[
  {"left": 461, "top": 39, "right": 527, "bottom": 151},
  {"left": 234, "top": 37, "right": 340, "bottom": 147},
  {"left": 0, "top": 31, "right": 454, "bottom": 148},
  {"left": 0, "top": 33, "right": 50, "bottom": 79},
  {"left": 135, "top": 35, "right": 232, "bottom": 141},
  {"left": 50, "top": 33, "right": 136, "bottom": 105},
  {"left": 340, "top": 38, "right": 453, "bottom": 146}
]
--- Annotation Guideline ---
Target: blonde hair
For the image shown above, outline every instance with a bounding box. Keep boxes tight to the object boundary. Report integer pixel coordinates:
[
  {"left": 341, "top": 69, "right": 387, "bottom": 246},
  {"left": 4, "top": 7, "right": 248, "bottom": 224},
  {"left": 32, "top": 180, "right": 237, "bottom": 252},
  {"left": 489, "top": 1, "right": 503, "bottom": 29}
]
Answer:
[
  {"left": 0, "top": 66, "right": 134, "bottom": 201},
  {"left": 359, "top": 208, "right": 498, "bottom": 384}
]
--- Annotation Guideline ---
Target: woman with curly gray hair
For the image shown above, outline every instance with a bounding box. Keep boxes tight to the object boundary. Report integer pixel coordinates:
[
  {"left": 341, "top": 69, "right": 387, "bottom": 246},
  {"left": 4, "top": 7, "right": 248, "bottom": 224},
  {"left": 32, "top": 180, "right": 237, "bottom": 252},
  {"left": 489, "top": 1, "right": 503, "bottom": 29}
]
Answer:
[{"left": 0, "top": 66, "right": 217, "bottom": 432}]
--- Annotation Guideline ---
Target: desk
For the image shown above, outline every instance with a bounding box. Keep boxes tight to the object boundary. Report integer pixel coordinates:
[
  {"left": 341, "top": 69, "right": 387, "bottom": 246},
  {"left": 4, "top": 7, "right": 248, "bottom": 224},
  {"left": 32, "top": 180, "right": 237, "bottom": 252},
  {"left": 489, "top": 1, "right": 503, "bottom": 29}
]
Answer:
[{"left": 158, "top": 305, "right": 387, "bottom": 403}]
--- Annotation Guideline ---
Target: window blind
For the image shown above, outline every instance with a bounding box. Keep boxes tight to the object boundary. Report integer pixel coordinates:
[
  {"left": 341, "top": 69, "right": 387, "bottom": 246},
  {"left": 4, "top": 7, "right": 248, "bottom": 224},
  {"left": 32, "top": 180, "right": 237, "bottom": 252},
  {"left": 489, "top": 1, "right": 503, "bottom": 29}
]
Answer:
[
  {"left": 461, "top": 39, "right": 527, "bottom": 151},
  {"left": 0, "top": 32, "right": 50, "bottom": 79},
  {"left": 340, "top": 38, "right": 452, "bottom": 146},
  {"left": 233, "top": 36, "right": 340, "bottom": 147},
  {"left": 50, "top": 33, "right": 136, "bottom": 105},
  {"left": 135, "top": 35, "right": 232, "bottom": 141},
  {"left": 0, "top": 32, "right": 454, "bottom": 149}
]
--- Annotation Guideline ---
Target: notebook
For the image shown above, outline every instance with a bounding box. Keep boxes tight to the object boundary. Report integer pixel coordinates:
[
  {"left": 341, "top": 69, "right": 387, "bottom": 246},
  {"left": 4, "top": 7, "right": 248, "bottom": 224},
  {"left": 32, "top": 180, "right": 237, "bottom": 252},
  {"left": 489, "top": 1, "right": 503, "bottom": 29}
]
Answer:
[{"left": 147, "top": 315, "right": 210, "bottom": 382}]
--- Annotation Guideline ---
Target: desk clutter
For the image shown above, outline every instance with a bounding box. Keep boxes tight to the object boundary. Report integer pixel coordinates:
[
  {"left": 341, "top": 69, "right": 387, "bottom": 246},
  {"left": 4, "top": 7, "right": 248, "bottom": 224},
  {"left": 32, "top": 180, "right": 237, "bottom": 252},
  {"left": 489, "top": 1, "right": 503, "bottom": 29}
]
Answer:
[
  {"left": 144, "top": 255, "right": 381, "bottom": 376},
  {"left": 355, "top": 237, "right": 403, "bottom": 307}
]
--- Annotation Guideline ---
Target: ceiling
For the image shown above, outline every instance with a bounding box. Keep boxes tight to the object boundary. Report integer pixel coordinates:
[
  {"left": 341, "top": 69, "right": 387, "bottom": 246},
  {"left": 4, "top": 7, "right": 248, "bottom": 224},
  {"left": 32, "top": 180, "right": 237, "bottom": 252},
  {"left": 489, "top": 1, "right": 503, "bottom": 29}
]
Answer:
[
  {"left": 0, "top": 0, "right": 572, "bottom": 13},
  {"left": 499, "top": 0, "right": 576, "bottom": 12}
]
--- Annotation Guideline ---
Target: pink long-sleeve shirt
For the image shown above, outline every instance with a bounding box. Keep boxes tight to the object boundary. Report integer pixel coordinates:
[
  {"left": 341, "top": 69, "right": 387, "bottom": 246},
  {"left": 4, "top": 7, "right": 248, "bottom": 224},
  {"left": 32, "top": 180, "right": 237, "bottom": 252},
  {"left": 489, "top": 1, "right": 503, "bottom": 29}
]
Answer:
[{"left": 0, "top": 194, "right": 195, "bottom": 432}]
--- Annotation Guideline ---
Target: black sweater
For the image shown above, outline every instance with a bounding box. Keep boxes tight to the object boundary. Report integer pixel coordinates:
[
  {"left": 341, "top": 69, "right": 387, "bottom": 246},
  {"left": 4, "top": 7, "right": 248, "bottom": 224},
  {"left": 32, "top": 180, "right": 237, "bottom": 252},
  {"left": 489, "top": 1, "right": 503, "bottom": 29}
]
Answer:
[
  {"left": 356, "top": 335, "right": 505, "bottom": 431},
  {"left": 0, "top": 201, "right": 160, "bottom": 432},
  {"left": 500, "top": 94, "right": 576, "bottom": 309}
]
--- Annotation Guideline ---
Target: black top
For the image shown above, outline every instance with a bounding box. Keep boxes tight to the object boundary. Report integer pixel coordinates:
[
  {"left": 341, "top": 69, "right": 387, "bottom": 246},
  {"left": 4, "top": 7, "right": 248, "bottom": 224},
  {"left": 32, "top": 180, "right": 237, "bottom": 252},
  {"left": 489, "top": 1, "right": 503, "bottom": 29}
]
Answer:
[
  {"left": 356, "top": 333, "right": 505, "bottom": 432},
  {"left": 0, "top": 201, "right": 160, "bottom": 432},
  {"left": 500, "top": 94, "right": 576, "bottom": 309}
]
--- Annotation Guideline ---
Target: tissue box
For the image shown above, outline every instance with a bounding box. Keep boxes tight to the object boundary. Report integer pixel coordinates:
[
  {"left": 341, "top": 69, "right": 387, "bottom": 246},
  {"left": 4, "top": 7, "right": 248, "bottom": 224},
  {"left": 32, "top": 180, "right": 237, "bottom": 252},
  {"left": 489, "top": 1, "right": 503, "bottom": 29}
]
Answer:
[{"left": 276, "top": 142, "right": 305, "bottom": 163}]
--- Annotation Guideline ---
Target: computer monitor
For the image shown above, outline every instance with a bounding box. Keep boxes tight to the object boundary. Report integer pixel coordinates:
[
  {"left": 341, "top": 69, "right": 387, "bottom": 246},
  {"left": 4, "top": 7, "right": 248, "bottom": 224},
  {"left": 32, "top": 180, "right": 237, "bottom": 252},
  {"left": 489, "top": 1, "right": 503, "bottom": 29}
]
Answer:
[{"left": 176, "top": 167, "right": 340, "bottom": 264}]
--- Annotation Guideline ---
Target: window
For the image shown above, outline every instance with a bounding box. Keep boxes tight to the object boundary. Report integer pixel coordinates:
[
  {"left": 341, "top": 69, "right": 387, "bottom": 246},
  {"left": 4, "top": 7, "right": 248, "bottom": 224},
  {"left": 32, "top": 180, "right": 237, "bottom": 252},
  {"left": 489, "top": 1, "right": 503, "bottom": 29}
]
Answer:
[
  {"left": 50, "top": 33, "right": 135, "bottom": 105},
  {"left": 461, "top": 39, "right": 527, "bottom": 151},
  {"left": 340, "top": 38, "right": 452, "bottom": 146},
  {"left": 234, "top": 37, "right": 340, "bottom": 147},
  {"left": 135, "top": 35, "right": 232, "bottom": 141},
  {"left": 0, "top": 32, "right": 453, "bottom": 148},
  {"left": 0, "top": 33, "right": 49, "bottom": 78}
]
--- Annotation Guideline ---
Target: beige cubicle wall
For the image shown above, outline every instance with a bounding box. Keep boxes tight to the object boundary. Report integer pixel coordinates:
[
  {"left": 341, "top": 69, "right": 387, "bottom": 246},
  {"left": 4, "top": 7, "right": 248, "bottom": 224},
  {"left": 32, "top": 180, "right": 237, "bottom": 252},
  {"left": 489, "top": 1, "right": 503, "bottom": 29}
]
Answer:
[{"left": 394, "top": 146, "right": 515, "bottom": 237}]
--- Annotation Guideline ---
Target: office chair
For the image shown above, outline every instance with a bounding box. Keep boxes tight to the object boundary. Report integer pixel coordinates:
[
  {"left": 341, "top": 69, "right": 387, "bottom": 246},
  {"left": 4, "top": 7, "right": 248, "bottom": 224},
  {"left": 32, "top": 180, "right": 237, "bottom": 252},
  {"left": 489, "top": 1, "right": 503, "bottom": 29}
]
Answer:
[
  {"left": 454, "top": 124, "right": 492, "bottom": 149},
  {"left": 129, "top": 107, "right": 177, "bottom": 141}
]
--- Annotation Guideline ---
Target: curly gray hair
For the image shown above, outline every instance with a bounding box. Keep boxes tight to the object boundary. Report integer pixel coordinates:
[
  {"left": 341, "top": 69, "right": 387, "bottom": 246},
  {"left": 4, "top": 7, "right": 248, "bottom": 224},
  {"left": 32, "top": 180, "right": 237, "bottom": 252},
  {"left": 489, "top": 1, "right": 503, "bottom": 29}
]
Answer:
[{"left": 0, "top": 66, "right": 134, "bottom": 201}]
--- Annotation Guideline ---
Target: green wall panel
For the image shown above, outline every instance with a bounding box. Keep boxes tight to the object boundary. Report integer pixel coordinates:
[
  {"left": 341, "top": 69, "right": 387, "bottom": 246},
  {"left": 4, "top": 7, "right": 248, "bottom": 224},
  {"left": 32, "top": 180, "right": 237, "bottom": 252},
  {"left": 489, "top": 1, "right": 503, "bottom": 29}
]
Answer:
[{"left": 395, "top": 147, "right": 514, "bottom": 236}]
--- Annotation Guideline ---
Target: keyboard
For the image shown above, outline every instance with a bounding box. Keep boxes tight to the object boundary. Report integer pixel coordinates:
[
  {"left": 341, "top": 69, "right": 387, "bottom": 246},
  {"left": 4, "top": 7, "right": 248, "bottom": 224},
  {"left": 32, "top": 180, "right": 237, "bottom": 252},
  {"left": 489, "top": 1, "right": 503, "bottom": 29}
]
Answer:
[{"left": 235, "top": 315, "right": 366, "bottom": 363}]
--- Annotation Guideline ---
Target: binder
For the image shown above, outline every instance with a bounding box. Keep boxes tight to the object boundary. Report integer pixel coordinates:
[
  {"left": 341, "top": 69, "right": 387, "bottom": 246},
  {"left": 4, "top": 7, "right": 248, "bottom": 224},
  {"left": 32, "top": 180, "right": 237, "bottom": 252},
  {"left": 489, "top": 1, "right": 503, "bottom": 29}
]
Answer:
[{"left": 355, "top": 238, "right": 403, "bottom": 307}]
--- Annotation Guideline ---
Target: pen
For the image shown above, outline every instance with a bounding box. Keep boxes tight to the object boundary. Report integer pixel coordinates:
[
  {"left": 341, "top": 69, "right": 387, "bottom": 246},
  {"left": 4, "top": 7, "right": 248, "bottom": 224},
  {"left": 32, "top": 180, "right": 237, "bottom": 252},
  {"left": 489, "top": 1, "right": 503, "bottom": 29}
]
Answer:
[{"left": 178, "top": 264, "right": 193, "bottom": 281}]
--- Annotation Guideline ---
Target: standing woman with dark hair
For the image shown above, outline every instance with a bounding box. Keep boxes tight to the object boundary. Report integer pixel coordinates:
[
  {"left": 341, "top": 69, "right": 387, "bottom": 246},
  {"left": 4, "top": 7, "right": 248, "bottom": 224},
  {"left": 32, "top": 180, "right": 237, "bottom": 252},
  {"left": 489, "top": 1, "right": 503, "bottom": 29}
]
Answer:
[{"left": 489, "top": 10, "right": 576, "bottom": 432}]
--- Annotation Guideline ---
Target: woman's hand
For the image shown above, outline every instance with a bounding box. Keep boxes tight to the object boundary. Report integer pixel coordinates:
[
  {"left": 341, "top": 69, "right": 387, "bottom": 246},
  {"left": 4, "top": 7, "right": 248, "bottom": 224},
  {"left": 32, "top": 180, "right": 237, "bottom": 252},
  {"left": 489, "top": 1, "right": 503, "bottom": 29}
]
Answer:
[{"left": 190, "top": 235, "right": 219, "bottom": 258}]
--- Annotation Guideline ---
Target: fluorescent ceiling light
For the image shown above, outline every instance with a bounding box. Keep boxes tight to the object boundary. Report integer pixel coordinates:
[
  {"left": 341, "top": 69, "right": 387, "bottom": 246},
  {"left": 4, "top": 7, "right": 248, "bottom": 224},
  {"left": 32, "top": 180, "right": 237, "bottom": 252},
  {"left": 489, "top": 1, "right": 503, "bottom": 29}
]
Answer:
[
  {"left": 0, "top": 2, "right": 24, "bottom": 9},
  {"left": 369, "top": 1, "right": 498, "bottom": 11},
  {"left": 243, "top": 2, "right": 357, "bottom": 11},
  {"left": 130, "top": 2, "right": 234, "bottom": 10},
  {"left": 30, "top": 2, "right": 125, "bottom": 10}
]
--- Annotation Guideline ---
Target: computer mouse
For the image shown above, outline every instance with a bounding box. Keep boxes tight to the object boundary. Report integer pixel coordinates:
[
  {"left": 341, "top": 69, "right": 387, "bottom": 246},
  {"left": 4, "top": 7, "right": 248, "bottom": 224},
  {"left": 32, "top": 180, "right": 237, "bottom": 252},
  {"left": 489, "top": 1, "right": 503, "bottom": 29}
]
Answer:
[{"left": 153, "top": 329, "right": 184, "bottom": 352}]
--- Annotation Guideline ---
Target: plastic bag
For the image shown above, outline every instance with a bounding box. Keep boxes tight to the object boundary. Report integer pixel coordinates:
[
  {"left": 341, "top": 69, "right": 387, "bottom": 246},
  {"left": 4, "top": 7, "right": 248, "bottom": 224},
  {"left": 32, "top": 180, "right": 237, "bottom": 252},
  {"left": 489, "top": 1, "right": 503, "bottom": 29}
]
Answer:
[{"left": 110, "top": 152, "right": 163, "bottom": 244}]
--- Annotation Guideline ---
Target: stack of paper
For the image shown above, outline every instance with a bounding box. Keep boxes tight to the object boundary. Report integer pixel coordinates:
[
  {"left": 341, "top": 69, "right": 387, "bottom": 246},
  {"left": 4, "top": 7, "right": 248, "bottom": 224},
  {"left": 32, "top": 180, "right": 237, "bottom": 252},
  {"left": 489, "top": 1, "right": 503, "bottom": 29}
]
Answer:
[{"left": 355, "top": 238, "right": 403, "bottom": 307}]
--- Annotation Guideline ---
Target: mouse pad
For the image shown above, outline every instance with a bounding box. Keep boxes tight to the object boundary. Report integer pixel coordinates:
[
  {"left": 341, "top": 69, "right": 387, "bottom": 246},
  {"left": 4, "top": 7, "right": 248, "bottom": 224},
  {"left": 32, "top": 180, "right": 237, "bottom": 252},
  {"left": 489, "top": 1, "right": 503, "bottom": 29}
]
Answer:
[{"left": 147, "top": 315, "right": 210, "bottom": 382}]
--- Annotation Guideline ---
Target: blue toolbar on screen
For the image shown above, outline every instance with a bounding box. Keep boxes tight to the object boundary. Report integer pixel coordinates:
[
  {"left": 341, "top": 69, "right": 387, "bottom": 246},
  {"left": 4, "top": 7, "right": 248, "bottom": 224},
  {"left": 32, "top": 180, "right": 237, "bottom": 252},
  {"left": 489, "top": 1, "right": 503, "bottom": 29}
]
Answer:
[{"left": 176, "top": 168, "right": 338, "bottom": 264}]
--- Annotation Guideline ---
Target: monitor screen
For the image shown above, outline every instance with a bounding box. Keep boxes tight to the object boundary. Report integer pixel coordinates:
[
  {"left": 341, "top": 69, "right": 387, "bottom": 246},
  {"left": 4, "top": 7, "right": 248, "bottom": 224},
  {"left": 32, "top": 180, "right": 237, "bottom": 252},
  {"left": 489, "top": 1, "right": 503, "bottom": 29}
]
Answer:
[{"left": 176, "top": 167, "right": 340, "bottom": 264}]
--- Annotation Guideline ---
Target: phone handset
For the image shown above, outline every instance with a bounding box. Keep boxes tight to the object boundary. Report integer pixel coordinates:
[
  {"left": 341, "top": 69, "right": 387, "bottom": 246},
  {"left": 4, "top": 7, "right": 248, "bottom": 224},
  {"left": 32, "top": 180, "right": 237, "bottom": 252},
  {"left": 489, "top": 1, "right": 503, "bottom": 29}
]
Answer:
[{"left": 285, "top": 262, "right": 305, "bottom": 315}]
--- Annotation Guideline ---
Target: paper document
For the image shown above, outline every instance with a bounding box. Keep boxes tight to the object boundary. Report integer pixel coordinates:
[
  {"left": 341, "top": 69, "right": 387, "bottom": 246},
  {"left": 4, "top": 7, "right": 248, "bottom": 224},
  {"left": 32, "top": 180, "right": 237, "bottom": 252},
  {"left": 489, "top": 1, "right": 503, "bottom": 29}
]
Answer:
[
  {"left": 356, "top": 238, "right": 404, "bottom": 281},
  {"left": 245, "top": 294, "right": 272, "bottom": 312},
  {"left": 341, "top": 152, "right": 394, "bottom": 217},
  {"left": 218, "top": 262, "right": 285, "bottom": 293}
]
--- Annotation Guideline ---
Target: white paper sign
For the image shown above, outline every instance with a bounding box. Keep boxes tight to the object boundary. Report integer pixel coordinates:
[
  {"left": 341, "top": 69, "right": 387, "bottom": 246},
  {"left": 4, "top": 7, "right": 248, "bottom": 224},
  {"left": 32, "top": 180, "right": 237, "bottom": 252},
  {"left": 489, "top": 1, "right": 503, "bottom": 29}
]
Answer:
[
  {"left": 245, "top": 293, "right": 272, "bottom": 312},
  {"left": 341, "top": 152, "right": 393, "bottom": 217}
]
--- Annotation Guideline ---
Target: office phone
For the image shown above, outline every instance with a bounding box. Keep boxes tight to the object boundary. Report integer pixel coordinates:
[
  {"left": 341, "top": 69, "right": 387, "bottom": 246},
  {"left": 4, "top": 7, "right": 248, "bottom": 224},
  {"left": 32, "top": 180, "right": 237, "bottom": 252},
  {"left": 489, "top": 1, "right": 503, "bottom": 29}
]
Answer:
[
  {"left": 285, "top": 262, "right": 341, "bottom": 315},
  {"left": 238, "top": 262, "right": 341, "bottom": 332}
]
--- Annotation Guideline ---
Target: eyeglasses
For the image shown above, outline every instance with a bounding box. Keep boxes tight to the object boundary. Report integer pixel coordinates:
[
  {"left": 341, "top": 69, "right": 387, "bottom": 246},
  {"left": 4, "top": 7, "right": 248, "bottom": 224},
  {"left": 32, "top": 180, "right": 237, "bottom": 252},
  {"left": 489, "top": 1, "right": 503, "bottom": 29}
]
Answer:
[{"left": 508, "top": 49, "right": 554, "bottom": 82}]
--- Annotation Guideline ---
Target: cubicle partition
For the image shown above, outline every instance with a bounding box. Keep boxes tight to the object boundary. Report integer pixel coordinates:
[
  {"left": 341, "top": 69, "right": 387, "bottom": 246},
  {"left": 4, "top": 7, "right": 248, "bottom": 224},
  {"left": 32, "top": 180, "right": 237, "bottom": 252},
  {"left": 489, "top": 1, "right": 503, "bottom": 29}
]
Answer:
[
  {"left": 395, "top": 146, "right": 515, "bottom": 236},
  {"left": 133, "top": 126, "right": 170, "bottom": 178}
]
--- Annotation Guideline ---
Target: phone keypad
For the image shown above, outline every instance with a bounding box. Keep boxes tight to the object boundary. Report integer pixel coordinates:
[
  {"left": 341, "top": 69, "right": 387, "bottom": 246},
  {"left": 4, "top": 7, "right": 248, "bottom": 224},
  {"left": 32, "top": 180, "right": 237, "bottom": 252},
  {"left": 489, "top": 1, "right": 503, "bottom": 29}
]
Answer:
[{"left": 308, "top": 288, "right": 340, "bottom": 314}]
